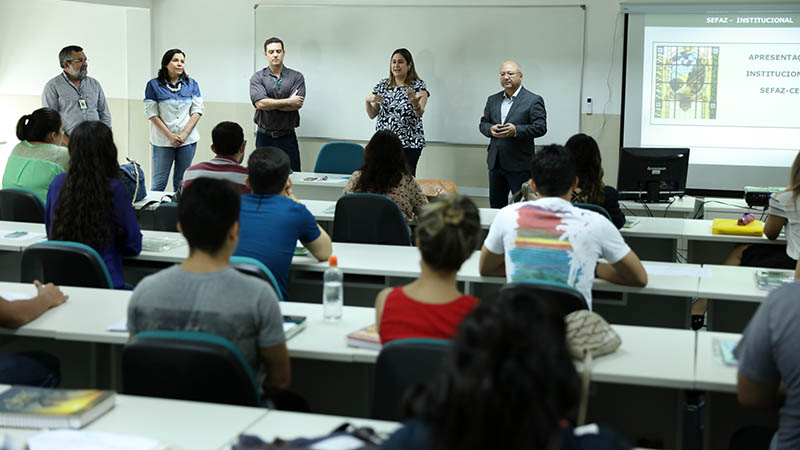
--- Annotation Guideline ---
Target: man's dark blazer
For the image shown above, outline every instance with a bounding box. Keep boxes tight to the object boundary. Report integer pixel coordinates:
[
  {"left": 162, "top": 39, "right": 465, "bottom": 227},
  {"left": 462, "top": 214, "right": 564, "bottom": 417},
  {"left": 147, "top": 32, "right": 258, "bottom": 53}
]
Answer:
[{"left": 479, "top": 86, "right": 547, "bottom": 171}]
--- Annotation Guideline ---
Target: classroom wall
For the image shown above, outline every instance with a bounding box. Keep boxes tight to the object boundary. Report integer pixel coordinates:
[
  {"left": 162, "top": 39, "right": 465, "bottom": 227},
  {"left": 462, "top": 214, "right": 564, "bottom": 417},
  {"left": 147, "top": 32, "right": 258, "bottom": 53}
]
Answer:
[{"left": 0, "top": 0, "right": 150, "bottom": 177}]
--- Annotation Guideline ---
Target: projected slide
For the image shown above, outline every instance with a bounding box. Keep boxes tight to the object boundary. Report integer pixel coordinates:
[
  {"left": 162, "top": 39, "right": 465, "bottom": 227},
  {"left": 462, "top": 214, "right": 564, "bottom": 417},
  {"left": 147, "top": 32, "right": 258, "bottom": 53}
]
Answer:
[{"left": 622, "top": 12, "right": 800, "bottom": 191}]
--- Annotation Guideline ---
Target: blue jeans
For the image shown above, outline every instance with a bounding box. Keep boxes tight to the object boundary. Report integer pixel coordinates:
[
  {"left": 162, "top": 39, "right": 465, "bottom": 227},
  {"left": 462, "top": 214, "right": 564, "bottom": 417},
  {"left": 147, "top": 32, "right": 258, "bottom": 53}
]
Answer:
[
  {"left": 152, "top": 142, "right": 197, "bottom": 192},
  {"left": 0, "top": 352, "right": 60, "bottom": 387},
  {"left": 489, "top": 166, "right": 530, "bottom": 208},
  {"left": 255, "top": 131, "right": 301, "bottom": 172}
]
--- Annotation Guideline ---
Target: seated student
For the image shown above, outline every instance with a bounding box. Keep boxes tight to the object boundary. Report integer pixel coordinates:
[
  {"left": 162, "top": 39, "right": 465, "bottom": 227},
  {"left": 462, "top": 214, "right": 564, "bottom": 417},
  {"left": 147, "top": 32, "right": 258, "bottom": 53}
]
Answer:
[
  {"left": 479, "top": 144, "right": 647, "bottom": 308},
  {"left": 375, "top": 195, "right": 481, "bottom": 344},
  {"left": 383, "top": 292, "right": 631, "bottom": 450},
  {"left": 565, "top": 133, "right": 625, "bottom": 229},
  {"left": 691, "top": 150, "right": 800, "bottom": 329},
  {"left": 181, "top": 121, "right": 250, "bottom": 194},
  {"left": 235, "top": 147, "right": 332, "bottom": 300},
  {"left": 0, "top": 281, "right": 67, "bottom": 387},
  {"left": 45, "top": 121, "right": 142, "bottom": 290},
  {"left": 734, "top": 280, "right": 800, "bottom": 450},
  {"left": 3, "top": 108, "right": 69, "bottom": 203},
  {"left": 343, "top": 130, "right": 428, "bottom": 224},
  {"left": 128, "top": 178, "right": 290, "bottom": 397}
]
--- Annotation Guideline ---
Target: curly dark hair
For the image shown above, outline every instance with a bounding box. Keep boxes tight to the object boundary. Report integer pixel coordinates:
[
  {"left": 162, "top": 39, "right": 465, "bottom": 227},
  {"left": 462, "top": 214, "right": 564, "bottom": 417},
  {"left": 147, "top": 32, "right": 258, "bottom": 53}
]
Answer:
[
  {"left": 405, "top": 292, "right": 579, "bottom": 450},
  {"left": 353, "top": 130, "right": 409, "bottom": 194},
  {"left": 565, "top": 133, "right": 606, "bottom": 205},
  {"left": 52, "top": 121, "right": 121, "bottom": 248}
]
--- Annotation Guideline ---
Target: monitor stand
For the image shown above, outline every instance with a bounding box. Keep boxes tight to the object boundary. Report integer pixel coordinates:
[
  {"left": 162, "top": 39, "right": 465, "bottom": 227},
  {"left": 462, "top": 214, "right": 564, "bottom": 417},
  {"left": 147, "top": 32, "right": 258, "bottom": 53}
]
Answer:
[{"left": 646, "top": 181, "right": 661, "bottom": 203}]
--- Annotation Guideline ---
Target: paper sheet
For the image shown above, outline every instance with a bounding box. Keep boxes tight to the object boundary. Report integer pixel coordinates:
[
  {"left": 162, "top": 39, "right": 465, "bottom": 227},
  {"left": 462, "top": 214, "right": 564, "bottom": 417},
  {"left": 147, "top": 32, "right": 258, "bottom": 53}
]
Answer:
[
  {"left": 0, "top": 291, "right": 33, "bottom": 302},
  {"left": 28, "top": 430, "right": 162, "bottom": 450},
  {"left": 309, "top": 435, "right": 368, "bottom": 450},
  {"left": 643, "top": 263, "right": 712, "bottom": 278},
  {"left": 107, "top": 317, "right": 127, "bottom": 332}
]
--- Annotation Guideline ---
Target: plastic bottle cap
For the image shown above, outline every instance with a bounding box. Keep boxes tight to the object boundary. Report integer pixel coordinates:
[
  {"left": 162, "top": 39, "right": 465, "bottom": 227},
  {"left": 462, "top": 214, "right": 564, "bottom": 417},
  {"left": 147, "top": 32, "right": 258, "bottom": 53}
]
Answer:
[{"left": 329, "top": 255, "right": 338, "bottom": 267}]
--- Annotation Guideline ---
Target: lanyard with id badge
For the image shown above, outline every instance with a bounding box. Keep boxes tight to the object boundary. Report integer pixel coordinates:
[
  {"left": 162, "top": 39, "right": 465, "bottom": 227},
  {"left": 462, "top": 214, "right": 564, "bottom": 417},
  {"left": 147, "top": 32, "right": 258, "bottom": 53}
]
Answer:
[{"left": 78, "top": 97, "right": 88, "bottom": 111}]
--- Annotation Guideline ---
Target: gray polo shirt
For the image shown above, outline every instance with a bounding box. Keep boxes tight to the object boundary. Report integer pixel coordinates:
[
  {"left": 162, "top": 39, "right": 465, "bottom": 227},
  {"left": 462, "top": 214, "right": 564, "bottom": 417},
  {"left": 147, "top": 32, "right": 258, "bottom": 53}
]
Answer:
[
  {"left": 42, "top": 72, "right": 112, "bottom": 135},
  {"left": 735, "top": 281, "right": 800, "bottom": 449},
  {"left": 249, "top": 66, "right": 305, "bottom": 132}
]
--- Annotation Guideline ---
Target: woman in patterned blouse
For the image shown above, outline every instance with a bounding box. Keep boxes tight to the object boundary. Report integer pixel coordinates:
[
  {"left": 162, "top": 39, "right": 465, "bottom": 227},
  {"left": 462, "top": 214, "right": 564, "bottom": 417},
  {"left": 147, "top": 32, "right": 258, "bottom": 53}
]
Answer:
[
  {"left": 344, "top": 130, "right": 428, "bottom": 224},
  {"left": 365, "top": 48, "right": 430, "bottom": 176}
]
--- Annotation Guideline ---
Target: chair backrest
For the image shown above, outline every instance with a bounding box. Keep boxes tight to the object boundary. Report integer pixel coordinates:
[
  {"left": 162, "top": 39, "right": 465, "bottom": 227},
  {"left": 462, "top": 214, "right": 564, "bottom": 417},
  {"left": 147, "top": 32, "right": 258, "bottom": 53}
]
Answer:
[
  {"left": 500, "top": 280, "right": 588, "bottom": 317},
  {"left": 313, "top": 142, "right": 364, "bottom": 174},
  {"left": 372, "top": 338, "right": 451, "bottom": 420},
  {"left": 20, "top": 241, "right": 113, "bottom": 289},
  {"left": 122, "top": 330, "right": 260, "bottom": 406},
  {"left": 230, "top": 256, "right": 284, "bottom": 301},
  {"left": 153, "top": 202, "right": 178, "bottom": 231},
  {"left": 332, "top": 194, "right": 411, "bottom": 246},
  {"left": 0, "top": 188, "right": 46, "bottom": 223},
  {"left": 573, "top": 202, "right": 612, "bottom": 222}
]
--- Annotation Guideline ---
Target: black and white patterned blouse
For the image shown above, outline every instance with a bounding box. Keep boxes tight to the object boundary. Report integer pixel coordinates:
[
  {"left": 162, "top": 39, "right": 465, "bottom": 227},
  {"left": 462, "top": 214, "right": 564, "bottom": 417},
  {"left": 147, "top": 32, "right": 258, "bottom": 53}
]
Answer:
[{"left": 372, "top": 78, "right": 429, "bottom": 149}]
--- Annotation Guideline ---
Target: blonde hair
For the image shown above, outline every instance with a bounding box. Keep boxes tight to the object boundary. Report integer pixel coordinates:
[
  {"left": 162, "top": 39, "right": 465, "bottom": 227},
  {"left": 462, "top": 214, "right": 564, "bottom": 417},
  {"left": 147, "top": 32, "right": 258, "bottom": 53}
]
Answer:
[
  {"left": 790, "top": 150, "right": 800, "bottom": 204},
  {"left": 416, "top": 195, "right": 480, "bottom": 271}
]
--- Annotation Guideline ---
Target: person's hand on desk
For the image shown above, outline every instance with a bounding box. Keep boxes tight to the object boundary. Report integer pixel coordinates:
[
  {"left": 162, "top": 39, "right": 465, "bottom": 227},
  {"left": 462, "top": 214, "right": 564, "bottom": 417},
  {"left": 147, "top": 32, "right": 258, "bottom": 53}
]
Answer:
[{"left": 34, "top": 280, "right": 68, "bottom": 309}]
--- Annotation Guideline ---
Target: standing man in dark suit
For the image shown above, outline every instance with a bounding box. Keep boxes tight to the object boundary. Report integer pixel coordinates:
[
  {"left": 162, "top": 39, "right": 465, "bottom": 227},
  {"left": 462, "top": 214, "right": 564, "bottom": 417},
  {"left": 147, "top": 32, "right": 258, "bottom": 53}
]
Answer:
[{"left": 479, "top": 61, "right": 547, "bottom": 208}]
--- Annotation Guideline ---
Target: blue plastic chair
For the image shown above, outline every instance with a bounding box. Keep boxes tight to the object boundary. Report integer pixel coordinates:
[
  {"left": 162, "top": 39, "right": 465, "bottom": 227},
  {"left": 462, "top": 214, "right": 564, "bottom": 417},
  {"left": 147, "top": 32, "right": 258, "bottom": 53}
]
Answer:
[
  {"left": 372, "top": 338, "right": 451, "bottom": 420},
  {"left": 313, "top": 142, "right": 364, "bottom": 174},
  {"left": 500, "top": 280, "right": 588, "bottom": 317},
  {"left": 0, "top": 188, "right": 45, "bottom": 223},
  {"left": 21, "top": 240, "right": 113, "bottom": 289},
  {"left": 332, "top": 193, "right": 411, "bottom": 246},
  {"left": 230, "top": 256, "right": 284, "bottom": 301},
  {"left": 122, "top": 330, "right": 260, "bottom": 406}
]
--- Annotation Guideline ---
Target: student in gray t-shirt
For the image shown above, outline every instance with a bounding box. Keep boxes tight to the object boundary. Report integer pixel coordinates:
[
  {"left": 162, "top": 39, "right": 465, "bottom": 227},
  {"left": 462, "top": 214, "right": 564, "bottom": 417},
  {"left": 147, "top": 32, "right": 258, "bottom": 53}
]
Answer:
[
  {"left": 42, "top": 45, "right": 112, "bottom": 142},
  {"left": 735, "top": 281, "right": 800, "bottom": 449},
  {"left": 127, "top": 178, "right": 290, "bottom": 394}
]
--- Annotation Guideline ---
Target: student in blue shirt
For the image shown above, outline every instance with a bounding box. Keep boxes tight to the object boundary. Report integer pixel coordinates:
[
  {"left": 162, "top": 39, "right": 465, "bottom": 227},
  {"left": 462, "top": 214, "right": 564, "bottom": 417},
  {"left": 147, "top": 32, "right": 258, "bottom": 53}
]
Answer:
[
  {"left": 235, "top": 147, "right": 331, "bottom": 300},
  {"left": 45, "top": 121, "right": 142, "bottom": 289}
]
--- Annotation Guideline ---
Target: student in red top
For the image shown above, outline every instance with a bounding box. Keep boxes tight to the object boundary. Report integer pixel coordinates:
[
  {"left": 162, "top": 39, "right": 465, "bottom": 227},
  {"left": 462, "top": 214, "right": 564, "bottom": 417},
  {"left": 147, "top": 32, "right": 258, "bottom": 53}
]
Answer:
[{"left": 375, "top": 195, "right": 481, "bottom": 344}]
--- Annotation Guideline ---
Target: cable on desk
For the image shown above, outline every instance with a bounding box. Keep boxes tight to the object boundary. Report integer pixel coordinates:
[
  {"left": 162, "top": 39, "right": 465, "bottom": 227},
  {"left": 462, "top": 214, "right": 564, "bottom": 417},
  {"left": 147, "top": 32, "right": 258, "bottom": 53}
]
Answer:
[
  {"left": 642, "top": 202, "right": 654, "bottom": 218},
  {"left": 621, "top": 202, "right": 637, "bottom": 217},
  {"left": 662, "top": 198, "right": 677, "bottom": 218}
]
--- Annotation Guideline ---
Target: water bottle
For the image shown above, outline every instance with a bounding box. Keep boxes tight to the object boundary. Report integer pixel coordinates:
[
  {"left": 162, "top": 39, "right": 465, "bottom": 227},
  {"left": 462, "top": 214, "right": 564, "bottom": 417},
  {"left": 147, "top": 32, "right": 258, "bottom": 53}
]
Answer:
[{"left": 323, "top": 255, "right": 343, "bottom": 321}]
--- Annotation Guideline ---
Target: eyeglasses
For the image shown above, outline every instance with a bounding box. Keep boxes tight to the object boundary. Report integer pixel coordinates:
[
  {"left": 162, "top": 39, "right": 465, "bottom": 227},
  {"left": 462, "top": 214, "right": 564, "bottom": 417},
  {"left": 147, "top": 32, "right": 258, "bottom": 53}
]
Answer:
[
  {"left": 68, "top": 58, "right": 88, "bottom": 64},
  {"left": 500, "top": 71, "right": 519, "bottom": 77}
]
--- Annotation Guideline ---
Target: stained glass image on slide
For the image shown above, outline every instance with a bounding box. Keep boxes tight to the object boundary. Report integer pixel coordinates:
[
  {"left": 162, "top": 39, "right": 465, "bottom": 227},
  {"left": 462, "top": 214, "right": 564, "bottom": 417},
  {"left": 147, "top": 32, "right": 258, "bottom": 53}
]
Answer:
[{"left": 653, "top": 45, "right": 719, "bottom": 120}]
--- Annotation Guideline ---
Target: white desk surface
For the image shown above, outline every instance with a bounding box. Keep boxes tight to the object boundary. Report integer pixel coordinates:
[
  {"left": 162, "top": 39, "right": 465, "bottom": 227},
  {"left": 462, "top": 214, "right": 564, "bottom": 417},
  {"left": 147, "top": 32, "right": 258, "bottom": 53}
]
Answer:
[
  {"left": 133, "top": 190, "right": 172, "bottom": 209},
  {"left": 0, "top": 386, "right": 268, "bottom": 450},
  {"left": 589, "top": 325, "right": 695, "bottom": 389},
  {"left": 241, "top": 410, "right": 399, "bottom": 443},
  {"left": 694, "top": 331, "right": 740, "bottom": 393},
  {"left": 0, "top": 221, "right": 49, "bottom": 251},
  {"left": 697, "top": 265, "right": 782, "bottom": 302},
  {"left": 620, "top": 196, "right": 697, "bottom": 216},
  {"left": 681, "top": 219, "right": 783, "bottom": 245}
]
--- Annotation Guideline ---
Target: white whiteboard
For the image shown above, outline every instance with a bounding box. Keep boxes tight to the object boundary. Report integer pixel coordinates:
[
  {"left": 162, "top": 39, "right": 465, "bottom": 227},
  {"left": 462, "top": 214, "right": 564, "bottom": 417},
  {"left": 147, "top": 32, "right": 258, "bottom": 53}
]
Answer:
[{"left": 254, "top": 4, "right": 585, "bottom": 145}]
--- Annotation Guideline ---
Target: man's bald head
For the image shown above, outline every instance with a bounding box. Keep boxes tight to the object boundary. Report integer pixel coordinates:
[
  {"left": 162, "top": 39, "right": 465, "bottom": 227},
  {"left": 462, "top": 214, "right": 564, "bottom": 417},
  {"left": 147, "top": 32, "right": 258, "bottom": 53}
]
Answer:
[{"left": 499, "top": 61, "right": 523, "bottom": 94}]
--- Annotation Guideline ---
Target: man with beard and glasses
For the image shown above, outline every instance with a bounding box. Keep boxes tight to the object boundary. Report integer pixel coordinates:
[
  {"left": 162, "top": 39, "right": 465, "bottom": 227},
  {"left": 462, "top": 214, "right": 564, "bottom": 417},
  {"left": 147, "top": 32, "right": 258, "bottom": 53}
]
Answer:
[{"left": 42, "top": 45, "right": 112, "bottom": 146}]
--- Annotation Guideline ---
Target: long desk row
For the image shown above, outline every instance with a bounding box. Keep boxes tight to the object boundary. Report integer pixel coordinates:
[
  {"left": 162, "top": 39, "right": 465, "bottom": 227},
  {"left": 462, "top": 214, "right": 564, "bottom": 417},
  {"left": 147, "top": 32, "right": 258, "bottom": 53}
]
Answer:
[
  {"left": 0, "top": 222, "right": 785, "bottom": 304},
  {"left": 298, "top": 199, "right": 783, "bottom": 246},
  {"left": 0, "top": 282, "right": 729, "bottom": 391},
  {"left": 0, "top": 383, "right": 399, "bottom": 450}
]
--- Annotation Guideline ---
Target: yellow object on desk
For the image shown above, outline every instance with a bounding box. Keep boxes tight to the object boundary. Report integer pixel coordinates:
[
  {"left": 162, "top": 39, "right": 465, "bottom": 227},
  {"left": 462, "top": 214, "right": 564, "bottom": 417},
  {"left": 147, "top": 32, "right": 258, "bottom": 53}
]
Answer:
[{"left": 711, "top": 218, "right": 764, "bottom": 236}]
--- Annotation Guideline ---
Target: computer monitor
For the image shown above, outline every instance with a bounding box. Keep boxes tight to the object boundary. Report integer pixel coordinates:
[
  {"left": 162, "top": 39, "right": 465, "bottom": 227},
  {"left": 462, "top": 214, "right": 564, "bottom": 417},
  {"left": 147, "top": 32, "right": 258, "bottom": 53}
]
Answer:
[{"left": 617, "top": 147, "right": 690, "bottom": 203}]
